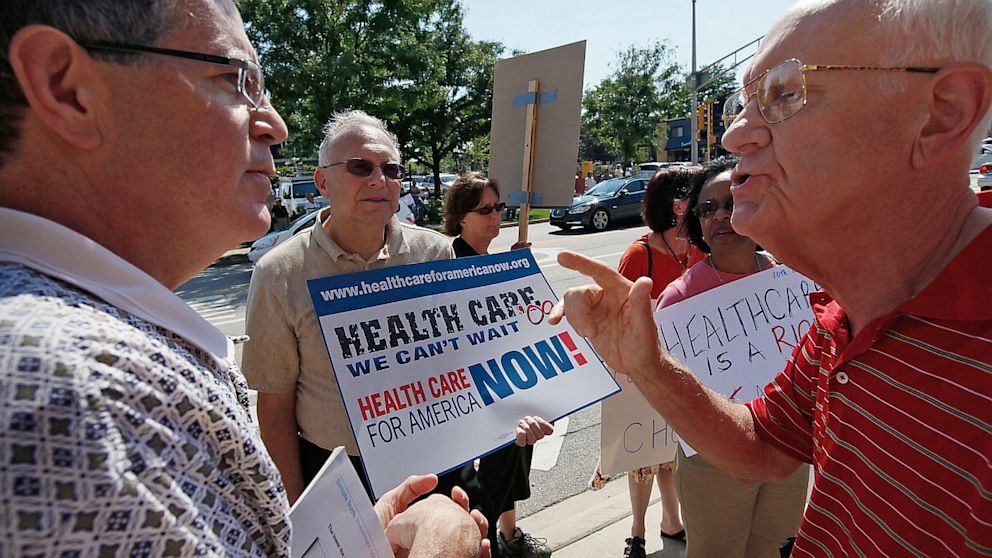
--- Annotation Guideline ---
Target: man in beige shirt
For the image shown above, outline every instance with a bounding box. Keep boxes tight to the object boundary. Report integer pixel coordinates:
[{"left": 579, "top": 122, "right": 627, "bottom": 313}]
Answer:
[{"left": 243, "top": 110, "right": 455, "bottom": 503}]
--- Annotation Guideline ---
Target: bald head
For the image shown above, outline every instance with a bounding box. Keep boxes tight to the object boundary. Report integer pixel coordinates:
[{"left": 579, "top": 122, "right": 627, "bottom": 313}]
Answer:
[
  {"left": 777, "top": 0, "right": 992, "bottom": 66},
  {"left": 760, "top": 0, "right": 992, "bottom": 141}
]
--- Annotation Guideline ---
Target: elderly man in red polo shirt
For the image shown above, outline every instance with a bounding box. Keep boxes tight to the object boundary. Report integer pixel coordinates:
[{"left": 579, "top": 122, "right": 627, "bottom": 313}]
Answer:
[{"left": 551, "top": 1, "right": 992, "bottom": 556}]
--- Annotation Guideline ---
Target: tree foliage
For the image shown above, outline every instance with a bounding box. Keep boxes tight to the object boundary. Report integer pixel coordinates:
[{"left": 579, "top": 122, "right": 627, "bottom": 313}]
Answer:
[
  {"left": 238, "top": 0, "right": 502, "bottom": 196},
  {"left": 580, "top": 43, "right": 682, "bottom": 163},
  {"left": 580, "top": 41, "right": 739, "bottom": 164}
]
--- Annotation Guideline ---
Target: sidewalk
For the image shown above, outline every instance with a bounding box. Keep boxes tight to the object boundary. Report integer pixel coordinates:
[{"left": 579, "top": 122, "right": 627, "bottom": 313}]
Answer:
[{"left": 518, "top": 476, "right": 685, "bottom": 557}]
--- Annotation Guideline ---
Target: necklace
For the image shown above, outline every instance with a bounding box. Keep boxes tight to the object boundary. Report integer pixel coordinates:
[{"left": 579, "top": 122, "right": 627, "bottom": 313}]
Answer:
[
  {"left": 660, "top": 232, "right": 688, "bottom": 271},
  {"left": 710, "top": 253, "right": 763, "bottom": 284}
]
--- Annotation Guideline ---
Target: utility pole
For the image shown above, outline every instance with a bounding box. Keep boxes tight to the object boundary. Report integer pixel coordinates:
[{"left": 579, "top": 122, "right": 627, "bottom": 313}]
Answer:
[{"left": 690, "top": 0, "right": 698, "bottom": 164}]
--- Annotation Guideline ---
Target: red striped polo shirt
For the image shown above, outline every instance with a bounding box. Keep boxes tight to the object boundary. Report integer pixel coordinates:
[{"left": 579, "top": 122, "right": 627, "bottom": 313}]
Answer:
[{"left": 747, "top": 224, "right": 992, "bottom": 557}]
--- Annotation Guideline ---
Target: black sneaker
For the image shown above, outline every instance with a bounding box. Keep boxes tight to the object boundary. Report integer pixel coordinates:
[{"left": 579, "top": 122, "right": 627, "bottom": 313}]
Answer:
[
  {"left": 498, "top": 527, "right": 552, "bottom": 558},
  {"left": 623, "top": 536, "right": 646, "bottom": 558}
]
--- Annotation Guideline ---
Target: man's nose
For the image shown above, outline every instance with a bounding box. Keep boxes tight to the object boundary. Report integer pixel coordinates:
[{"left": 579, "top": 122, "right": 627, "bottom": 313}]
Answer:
[{"left": 721, "top": 105, "right": 770, "bottom": 155}]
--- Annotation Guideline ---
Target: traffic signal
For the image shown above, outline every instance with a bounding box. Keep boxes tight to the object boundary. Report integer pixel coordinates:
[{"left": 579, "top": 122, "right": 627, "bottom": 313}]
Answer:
[
  {"left": 698, "top": 99, "right": 714, "bottom": 143},
  {"left": 697, "top": 102, "right": 709, "bottom": 141}
]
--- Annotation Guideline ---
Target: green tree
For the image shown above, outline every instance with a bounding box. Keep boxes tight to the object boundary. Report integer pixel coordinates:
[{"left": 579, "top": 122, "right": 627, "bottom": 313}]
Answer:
[
  {"left": 580, "top": 42, "right": 684, "bottom": 165},
  {"left": 662, "top": 63, "right": 738, "bottom": 118},
  {"left": 462, "top": 132, "right": 491, "bottom": 171},
  {"left": 239, "top": 0, "right": 501, "bottom": 199},
  {"left": 399, "top": 24, "right": 503, "bottom": 197},
  {"left": 239, "top": 0, "right": 425, "bottom": 155},
  {"left": 580, "top": 43, "right": 739, "bottom": 164}
]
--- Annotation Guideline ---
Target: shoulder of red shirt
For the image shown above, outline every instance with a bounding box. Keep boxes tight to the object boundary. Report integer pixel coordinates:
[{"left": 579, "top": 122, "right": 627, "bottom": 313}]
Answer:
[{"left": 812, "top": 221, "right": 992, "bottom": 336}]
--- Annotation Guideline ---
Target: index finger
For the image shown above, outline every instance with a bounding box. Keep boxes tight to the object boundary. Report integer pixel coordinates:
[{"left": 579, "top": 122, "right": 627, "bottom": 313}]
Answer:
[{"left": 558, "top": 250, "right": 634, "bottom": 291}]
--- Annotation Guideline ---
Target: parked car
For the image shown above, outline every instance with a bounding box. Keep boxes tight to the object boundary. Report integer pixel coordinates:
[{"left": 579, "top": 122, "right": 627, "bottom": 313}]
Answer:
[
  {"left": 249, "top": 201, "right": 417, "bottom": 264},
  {"left": 249, "top": 209, "right": 322, "bottom": 263},
  {"left": 973, "top": 143, "right": 992, "bottom": 171},
  {"left": 549, "top": 177, "right": 649, "bottom": 231},
  {"left": 419, "top": 173, "right": 457, "bottom": 195},
  {"left": 634, "top": 161, "right": 687, "bottom": 179},
  {"left": 978, "top": 163, "right": 991, "bottom": 191},
  {"left": 276, "top": 175, "right": 327, "bottom": 217}
]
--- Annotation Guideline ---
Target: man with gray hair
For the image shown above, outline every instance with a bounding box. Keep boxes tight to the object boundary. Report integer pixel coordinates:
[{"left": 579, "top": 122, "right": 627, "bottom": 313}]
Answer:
[
  {"left": 244, "top": 110, "right": 554, "bottom": 558},
  {"left": 551, "top": 0, "right": 992, "bottom": 556},
  {"left": 0, "top": 1, "right": 488, "bottom": 556},
  {"left": 243, "top": 109, "right": 457, "bottom": 504}
]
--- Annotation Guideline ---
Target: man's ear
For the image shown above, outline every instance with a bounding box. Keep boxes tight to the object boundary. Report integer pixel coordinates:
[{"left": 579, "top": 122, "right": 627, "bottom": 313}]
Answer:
[
  {"left": 7, "top": 25, "right": 103, "bottom": 149},
  {"left": 912, "top": 62, "right": 992, "bottom": 169},
  {"left": 315, "top": 167, "right": 330, "bottom": 197}
]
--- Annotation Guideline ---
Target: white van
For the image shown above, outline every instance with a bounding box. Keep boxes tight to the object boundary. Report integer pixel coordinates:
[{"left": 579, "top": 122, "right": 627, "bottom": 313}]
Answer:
[
  {"left": 276, "top": 175, "right": 327, "bottom": 217},
  {"left": 634, "top": 161, "right": 687, "bottom": 178}
]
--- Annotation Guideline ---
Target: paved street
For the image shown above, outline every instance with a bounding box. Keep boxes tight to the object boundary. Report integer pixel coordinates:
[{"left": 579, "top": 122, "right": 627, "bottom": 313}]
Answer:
[{"left": 175, "top": 219, "right": 653, "bottom": 520}]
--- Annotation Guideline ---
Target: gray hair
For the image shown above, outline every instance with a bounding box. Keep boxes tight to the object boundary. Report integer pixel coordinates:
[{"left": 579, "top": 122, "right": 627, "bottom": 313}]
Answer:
[
  {"left": 0, "top": 0, "right": 180, "bottom": 168},
  {"left": 877, "top": 0, "right": 992, "bottom": 144},
  {"left": 786, "top": 0, "right": 992, "bottom": 146},
  {"left": 317, "top": 110, "right": 400, "bottom": 166},
  {"left": 878, "top": 0, "right": 992, "bottom": 69}
]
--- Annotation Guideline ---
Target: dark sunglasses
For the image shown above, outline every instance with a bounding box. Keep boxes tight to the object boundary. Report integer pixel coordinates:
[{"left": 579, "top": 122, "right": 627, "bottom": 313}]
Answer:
[
  {"left": 322, "top": 158, "right": 405, "bottom": 180},
  {"left": 693, "top": 195, "right": 734, "bottom": 219},
  {"left": 468, "top": 202, "right": 507, "bottom": 216}
]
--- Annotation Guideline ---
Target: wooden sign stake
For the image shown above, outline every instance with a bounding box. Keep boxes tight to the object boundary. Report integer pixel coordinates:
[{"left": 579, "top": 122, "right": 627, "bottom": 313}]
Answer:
[{"left": 518, "top": 79, "right": 540, "bottom": 244}]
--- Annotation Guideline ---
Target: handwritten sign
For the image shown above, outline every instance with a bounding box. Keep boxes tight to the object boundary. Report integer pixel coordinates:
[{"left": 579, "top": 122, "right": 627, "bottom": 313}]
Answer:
[
  {"left": 601, "top": 266, "right": 818, "bottom": 468},
  {"left": 307, "top": 250, "right": 619, "bottom": 498},
  {"left": 600, "top": 369, "right": 681, "bottom": 475}
]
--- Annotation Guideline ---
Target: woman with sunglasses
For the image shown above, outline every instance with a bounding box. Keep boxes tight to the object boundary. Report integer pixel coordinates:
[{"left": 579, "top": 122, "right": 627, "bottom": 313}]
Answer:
[
  {"left": 616, "top": 165, "right": 704, "bottom": 558},
  {"left": 657, "top": 157, "right": 809, "bottom": 558},
  {"left": 443, "top": 171, "right": 528, "bottom": 257},
  {"left": 442, "top": 172, "right": 553, "bottom": 558}
]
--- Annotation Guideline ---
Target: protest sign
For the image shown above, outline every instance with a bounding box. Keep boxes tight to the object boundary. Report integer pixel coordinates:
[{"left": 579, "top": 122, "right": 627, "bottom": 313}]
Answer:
[
  {"left": 490, "top": 41, "right": 585, "bottom": 208},
  {"left": 601, "top": 265, "right": 818, "bottom": 468},
  {"left": 307, "top": 250, "right": 619, "bottom": 498},
  {"left": 290, "top": 446, "right": 393, "bottom": 558},
  {"left": 600, "top": 369, "right": 681, "bottom": 475}
]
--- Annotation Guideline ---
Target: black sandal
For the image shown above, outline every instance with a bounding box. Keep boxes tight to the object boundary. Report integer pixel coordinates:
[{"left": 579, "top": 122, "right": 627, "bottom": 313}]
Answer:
[{"left": 623, "top": 536, "right": 646, "bottom": 558}]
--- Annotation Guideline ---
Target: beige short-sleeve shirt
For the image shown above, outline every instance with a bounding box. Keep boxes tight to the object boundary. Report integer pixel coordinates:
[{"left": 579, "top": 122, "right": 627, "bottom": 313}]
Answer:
[{"left": 242, "top": 210, "right": 454, "bottom": 454}]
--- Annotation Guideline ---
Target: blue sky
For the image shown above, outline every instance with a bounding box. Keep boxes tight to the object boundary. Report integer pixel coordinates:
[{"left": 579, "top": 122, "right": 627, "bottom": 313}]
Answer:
[{"left": 463, "top": 0, "right": 797, "bottom": 88}]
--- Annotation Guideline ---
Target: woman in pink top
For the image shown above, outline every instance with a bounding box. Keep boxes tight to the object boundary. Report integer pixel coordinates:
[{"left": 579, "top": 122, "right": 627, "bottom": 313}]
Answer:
[
  {"left": 616, "top": 165, "right": 704, "bottom": 558},
  {"left": 657, "top": 157, "right": 809, "bottom": 558}
]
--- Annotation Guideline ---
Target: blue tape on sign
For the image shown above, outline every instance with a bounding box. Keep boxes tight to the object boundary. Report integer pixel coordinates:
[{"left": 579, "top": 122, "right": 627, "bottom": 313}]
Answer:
[
  {"left": 506, "top": 191, "right": 546, "bottom": 205},
  {"left": 511, "top": 89, "right": 558, "bottom": 108},
  {"left": 512, "top": 92, "right": 536, "bottom": 107},
  {"left": 507, "top": 191, "right": 529, "bottom": 204}
]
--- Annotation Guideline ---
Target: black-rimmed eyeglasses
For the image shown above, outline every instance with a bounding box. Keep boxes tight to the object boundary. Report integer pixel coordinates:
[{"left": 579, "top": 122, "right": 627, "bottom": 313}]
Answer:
[{"left": 78, "top": 41, "right": 269, "bottom": 109}]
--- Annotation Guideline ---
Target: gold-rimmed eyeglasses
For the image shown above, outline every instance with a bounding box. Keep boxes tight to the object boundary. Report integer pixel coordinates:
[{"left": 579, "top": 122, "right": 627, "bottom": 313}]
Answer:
[
  {"left": 723, "top": 58, "right": 940, "bottom": 126},
  {"left": 78, "top": 41, "right": 270, "bottom": 109}
]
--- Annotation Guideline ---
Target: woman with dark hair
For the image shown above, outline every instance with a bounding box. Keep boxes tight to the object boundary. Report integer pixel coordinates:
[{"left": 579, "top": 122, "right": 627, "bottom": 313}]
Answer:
[
  {"left": 658, "top": 157, "right": 809, "bottom": 558},
  {"left": 443, "top": 172, "right": 527, "bottom": 256},
  {"left": 442, "top": 172, "right": 552, "bottom": 558},
  {"left": 617, "top": 165, "right": 705, "bottom": 558}
]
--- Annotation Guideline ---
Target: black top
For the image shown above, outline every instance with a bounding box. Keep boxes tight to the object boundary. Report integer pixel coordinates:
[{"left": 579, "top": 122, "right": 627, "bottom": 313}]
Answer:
[{"left": 452, "top": 236, "right": 480, "bottom": 258}]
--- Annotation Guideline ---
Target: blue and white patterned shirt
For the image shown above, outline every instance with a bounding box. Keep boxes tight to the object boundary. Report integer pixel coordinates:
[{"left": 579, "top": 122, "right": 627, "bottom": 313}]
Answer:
[{"left": 0, "top": 209, "right": 291, "bottom": 557}]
